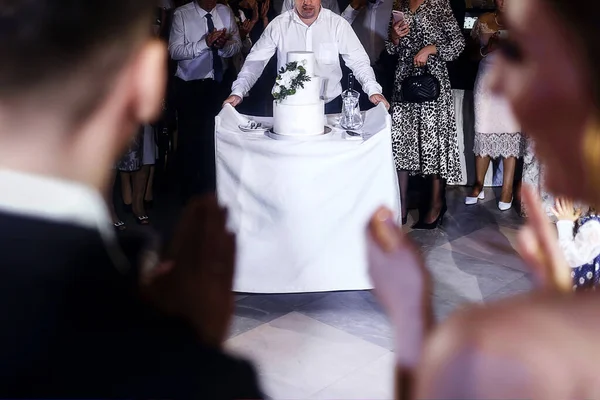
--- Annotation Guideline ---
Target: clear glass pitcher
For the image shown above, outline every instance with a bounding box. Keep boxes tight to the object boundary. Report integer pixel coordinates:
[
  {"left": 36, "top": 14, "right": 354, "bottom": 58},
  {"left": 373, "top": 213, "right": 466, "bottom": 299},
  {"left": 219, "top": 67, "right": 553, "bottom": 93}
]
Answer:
[{"left": 340, "top": 74, "right": 364, "bottom": 130}]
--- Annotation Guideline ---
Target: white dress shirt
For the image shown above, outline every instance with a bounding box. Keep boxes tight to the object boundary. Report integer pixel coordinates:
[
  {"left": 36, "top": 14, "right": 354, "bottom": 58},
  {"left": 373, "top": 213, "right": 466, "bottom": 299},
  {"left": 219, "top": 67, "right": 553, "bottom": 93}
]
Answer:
[
  {"left": 341, "top": 0, "right": 393, "bottom": 64},
  {"left": 0, "top": 169, "right": 114, "bottom": 241},
  {"left": 281, "top": 0, "right": 340, "bottom": 14},
  {"left": 557, "top": 219, "right": 600, "bottom": 269},
  {"left": 169, "top": 2, "right": 242, "bottom": 81},
  {"left": 231, "top": 8, "right": 382, "bottom": 102}
]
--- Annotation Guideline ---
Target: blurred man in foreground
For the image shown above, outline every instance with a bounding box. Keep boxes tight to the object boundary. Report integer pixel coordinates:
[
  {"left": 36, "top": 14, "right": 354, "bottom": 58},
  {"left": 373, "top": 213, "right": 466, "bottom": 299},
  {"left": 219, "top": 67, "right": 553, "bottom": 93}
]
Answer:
[{"left": 0, "top": 0, "right": 261, "bottom": 398}]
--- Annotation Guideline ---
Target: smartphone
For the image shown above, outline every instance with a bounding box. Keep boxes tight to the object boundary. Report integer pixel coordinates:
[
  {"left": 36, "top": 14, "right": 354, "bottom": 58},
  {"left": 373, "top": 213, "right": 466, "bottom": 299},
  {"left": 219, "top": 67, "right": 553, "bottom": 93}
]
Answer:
[{"left": 392, "top": 10, "right": 405, "bottom": 24}]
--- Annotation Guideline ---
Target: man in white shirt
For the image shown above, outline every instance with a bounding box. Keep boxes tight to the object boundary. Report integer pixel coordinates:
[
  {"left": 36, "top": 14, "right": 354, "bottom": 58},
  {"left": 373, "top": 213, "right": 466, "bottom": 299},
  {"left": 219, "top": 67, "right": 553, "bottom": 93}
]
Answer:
[
  {"left": 223, "top": 0, "right": 388, "bottom": 113},
  {"left": 169, "top": 0, "right": 242, "bottom": 198}
]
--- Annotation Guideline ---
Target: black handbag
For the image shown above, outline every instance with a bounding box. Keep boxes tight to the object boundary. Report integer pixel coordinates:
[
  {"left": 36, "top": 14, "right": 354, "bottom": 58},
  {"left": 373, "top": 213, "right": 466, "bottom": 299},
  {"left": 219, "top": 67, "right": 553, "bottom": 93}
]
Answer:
[
  {"left": 397, "top": 10, "right": 441, "bottom": 103},
  {"left": 399, "top": 66, "right": 440, "bottom": 103}
]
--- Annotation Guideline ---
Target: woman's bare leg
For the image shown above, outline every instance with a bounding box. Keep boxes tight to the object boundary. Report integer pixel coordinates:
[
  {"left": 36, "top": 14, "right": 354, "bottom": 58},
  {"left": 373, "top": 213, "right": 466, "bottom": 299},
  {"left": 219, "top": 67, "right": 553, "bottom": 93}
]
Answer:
[
  {"left": 469, "top": 155, "right": 491, "bottom": 197},
  {"left": 398, "top": 170, "right": 409, "bottom": 222},
  {"left": 501, "top": 157, "right": 517, "bottom": 203}
]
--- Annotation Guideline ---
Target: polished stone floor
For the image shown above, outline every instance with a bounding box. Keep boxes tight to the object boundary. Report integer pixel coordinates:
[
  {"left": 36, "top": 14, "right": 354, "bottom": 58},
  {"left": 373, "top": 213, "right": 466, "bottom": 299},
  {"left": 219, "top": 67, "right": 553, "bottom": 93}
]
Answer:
[{"left": 225, "top": 186, "right": 534, "bottom": 400}]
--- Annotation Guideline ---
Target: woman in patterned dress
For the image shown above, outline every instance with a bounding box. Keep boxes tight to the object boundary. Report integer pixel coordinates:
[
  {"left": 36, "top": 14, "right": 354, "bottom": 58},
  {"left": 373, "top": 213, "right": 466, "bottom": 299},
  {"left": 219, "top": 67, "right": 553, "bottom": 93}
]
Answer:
[
  {"left": 465, "top": 0, "right": 525, "bottom": 211},
  {"left": 387, "top": 0, "right": 465, "bottom": 228}
]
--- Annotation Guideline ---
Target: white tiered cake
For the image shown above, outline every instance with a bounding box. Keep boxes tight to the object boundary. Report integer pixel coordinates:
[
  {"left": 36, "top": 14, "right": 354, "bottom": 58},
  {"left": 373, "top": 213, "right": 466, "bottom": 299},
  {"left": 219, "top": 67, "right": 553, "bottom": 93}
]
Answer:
[{"left": 273, "top": 52, "right": 325, "bottom": 136}]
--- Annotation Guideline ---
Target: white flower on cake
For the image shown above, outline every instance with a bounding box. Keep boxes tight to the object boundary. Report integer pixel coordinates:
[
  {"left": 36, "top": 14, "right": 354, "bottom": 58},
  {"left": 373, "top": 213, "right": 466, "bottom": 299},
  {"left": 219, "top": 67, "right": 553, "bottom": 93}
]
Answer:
[{"left": 272, "top": 60, "right": 312, "bottom": 102}]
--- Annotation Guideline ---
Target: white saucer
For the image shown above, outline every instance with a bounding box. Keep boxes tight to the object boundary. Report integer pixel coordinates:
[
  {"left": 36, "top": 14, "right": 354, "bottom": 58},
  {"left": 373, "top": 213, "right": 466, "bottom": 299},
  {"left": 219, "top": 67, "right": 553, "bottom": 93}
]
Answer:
[
  {"left": 239, "top": 123, "right": 271, "bottom": 133},
  {"left": 265, "top": 126, "right": 333, "bottom": 141}
]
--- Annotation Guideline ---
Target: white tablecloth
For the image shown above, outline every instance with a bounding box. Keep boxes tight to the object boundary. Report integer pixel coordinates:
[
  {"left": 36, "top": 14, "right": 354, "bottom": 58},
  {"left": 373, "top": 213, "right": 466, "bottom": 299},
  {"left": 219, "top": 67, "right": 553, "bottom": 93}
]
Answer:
[{"left": 215, "top": 103, "right": 401, "bottom": 293}]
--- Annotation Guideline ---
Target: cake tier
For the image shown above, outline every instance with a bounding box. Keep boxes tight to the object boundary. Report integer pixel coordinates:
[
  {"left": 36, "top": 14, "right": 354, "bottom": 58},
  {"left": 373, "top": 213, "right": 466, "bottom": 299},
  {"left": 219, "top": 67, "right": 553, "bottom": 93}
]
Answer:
[
  {"left": 280, "top": 76, "right": 321, "bottom": 106},
  {"left": 273, "top": 100, "right": 325, "bottom": 136},
  {"left": 287, "top": 51, "right": 316, "bottom": 77}
]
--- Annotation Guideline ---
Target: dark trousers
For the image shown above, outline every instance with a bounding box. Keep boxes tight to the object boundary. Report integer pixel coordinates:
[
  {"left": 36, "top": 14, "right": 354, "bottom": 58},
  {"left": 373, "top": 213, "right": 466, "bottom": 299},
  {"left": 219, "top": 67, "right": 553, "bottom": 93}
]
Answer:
[
  {"left": 325, "top": 96, "right": 343, "bottom": 114},
  {"left": 174, "top": 77, "right": 226, "bottom": 200}
]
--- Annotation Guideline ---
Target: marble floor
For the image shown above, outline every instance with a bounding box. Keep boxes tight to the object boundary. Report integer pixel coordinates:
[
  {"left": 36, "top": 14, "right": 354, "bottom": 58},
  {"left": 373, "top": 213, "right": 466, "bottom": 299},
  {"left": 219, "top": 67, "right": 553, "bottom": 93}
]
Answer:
[{"left": 225, "top": 186, "right": 534, "bottom": 400}]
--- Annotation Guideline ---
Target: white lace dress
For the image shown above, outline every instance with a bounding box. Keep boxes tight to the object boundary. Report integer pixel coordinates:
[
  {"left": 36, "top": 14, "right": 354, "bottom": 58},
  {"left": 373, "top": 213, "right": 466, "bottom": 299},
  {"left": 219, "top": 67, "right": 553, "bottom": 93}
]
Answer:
[{"left": 472, "top": 17, "right": 525, "bottom": 158}]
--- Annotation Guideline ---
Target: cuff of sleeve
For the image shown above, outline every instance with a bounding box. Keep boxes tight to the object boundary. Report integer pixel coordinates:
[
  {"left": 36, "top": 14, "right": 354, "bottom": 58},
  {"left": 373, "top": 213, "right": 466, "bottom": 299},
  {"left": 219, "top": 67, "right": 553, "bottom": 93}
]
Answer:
[
  {"left": 556, "top": 220, "right": 575, "bottom": 241},
  {"left": 195, "top": 39, "right": 209, "bottom": 57},
  {"left": 231, "top": 91, "right": 245, "bottom": 99},
  {"left": 364, "top": 83, "right": 383, "bottom": 98}
]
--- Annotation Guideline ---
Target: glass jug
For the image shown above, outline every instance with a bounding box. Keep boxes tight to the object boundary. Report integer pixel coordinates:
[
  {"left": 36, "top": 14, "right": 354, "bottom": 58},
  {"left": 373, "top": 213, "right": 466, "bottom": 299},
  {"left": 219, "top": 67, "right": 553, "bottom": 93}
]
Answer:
[{"left": 340, "top": 74, "right": 364, "bottom": 130}]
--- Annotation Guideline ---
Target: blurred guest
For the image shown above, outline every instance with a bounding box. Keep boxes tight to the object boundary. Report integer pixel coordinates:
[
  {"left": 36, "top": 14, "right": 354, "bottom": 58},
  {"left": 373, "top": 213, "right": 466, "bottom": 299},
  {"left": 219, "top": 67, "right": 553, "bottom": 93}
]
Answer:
[
  {"left": 465, "top": 0, "right": 525, "bottom": 211},
  {"left": 387, "top": 0, "right": 465, "bottom": 227},
  {"left": 368, "top": 0, "right": 600, "bottom": 398},
  {"left": 0, "top": 0, "right": 262, "bottom": 398},
  {"left": 169, "top": 0, "right": 242, "bottom": 199}
]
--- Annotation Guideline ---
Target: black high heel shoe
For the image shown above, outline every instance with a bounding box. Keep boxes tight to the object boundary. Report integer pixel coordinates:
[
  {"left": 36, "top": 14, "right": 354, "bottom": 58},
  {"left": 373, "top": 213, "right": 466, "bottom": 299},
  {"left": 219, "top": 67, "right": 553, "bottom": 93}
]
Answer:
[
  {"left": 412, "top": 204, "right": 447, "bottom": 230},
  {"left": 402, "top": 215, "right": 408, "bottom": 226}
]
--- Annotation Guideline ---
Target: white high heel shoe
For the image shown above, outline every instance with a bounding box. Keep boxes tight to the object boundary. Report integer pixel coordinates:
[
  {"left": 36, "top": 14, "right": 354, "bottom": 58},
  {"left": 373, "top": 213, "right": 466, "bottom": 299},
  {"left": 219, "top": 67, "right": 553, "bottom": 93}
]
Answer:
[
  {"left": 465, "top": 191, "right": 485, "bottom": 205},
  {"left": 498, "top": 198, "right": 513, "bottom": 211}
]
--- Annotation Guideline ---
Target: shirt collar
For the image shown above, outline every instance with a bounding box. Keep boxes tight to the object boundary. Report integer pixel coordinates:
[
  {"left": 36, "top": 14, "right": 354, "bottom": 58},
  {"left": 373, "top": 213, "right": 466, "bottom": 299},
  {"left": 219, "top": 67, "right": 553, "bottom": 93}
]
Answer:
[
  {"left": 194, "top": 2, "right": 215, "bottom": 18},
  {"left": 0, "top": 169, "right": 114, "bottom": 240}
]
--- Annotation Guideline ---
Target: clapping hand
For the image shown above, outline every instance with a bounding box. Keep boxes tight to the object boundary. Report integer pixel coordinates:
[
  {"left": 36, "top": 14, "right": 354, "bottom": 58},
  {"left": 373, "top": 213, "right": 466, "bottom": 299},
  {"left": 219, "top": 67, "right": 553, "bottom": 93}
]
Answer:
[
  {"left": 517, "top": 186, "right": 572, "bottom": 293},
  {"left": 552, "top": 197, "right": 581, "bottom": 222},
  {"left": 350, "top": 0, "right": 368, "bottom": 10},
  {"left": 206, "top": 28, "right": 227, "bottom": 48},
  {"left": 240, "top": 19, "right": 256, "bottom": 39},
  {"left": 143, "top": 195, "right": 236, "bottom": 348},
  {"left": 213, "top": 29, "right": 230, "bottom": 49},
  {"left": 260, "top": 0, "right": 270, "bottom": 23}
]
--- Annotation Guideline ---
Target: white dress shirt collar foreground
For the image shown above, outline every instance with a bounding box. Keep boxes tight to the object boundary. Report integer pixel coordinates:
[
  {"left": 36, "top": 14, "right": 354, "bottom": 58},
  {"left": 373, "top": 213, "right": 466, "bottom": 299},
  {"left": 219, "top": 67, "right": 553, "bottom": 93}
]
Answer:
[
  {"left": 341, "top": 0, "right": 394, "bottom": 64},
  {"left": 0, "top": 169, "right": 114, "bottom": 241},
  {"left": 230, "top": 7, "right": 382, "bottom": 103},
  {"left": 169, "top": 2, "right": 242, "bottom": 81}
]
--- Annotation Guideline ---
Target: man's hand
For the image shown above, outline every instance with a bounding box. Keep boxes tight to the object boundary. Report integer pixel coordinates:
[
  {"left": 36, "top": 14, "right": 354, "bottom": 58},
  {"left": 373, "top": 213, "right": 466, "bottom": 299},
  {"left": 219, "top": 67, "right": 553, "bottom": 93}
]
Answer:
[
  {"left": 143, "top": 195, "right": 236, "bottom": 348},
  {"left": 414, "top": 45, "right": 436, "bottom": 67},
  {"left": 223, "top": 95, "right": 243, "bottom": 107},
  {"left": 391, "top": 20, "right": 409, "bottom": 45},
  {"left": 350, "top": 0, "right": 367, "bottom": 10},
  {"left": 370, "top": 93, "right": 390, "bottom": 110},
  {"left": 205, "top": 28, "right": 226, "bottom": 47},
  {"left": 260, "top": 0, "right": 270, "bottom": 20},
  {"left": 240, "top": 19, "right": 256, "bottom": 39}
]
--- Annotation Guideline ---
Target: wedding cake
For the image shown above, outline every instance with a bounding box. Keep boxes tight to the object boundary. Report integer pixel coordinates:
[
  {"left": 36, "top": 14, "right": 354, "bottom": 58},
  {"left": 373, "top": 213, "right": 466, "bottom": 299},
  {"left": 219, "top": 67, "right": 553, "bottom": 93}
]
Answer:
[{"left": 272, "top": 52, "right": 325, "bottom": 136}]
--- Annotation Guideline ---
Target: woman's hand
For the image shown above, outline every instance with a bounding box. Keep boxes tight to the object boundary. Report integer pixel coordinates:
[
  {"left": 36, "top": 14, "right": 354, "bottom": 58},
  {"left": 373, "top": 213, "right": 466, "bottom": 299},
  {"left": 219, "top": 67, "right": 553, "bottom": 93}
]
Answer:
[
  {"left": 239, "top": 19, "right": 256, "bottom": 39},
  {"left": 260, "top": 0, "right": 270, "bottom": 22},
  {"left": 367, "top": 207, "right": 431, "bottom": 366},
  {"left": 391, "top": 20, "right": 409, "bottom": 45},
  {"left": 414, "top": 45, "right": 437, "bottom": 67},
  {"left": 517, "top": 185, "right": 572, "bottom": 293},
  {"left": 551, "top": 198, "right": 581, "bottom": 222}
]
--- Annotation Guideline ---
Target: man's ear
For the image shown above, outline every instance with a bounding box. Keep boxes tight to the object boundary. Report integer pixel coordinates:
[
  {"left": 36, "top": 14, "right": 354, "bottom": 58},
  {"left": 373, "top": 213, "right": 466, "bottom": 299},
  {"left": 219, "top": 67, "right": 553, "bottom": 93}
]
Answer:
[{"left": 131, "top": 39, "right": 167, "bottom": 124}]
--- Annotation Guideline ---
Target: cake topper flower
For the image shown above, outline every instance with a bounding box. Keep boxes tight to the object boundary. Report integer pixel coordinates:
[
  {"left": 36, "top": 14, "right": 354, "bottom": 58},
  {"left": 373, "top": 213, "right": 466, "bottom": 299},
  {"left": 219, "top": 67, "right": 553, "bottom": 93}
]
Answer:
[{"left": 272, "top": 60, "right": 311, "bottom": 102}]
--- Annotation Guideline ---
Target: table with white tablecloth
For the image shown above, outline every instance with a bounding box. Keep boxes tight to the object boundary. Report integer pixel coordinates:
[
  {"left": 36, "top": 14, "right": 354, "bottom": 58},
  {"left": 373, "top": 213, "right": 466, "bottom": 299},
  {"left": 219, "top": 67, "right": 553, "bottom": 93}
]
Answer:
[{"left": 215, "top": 103, "right": 401, "bottom": 293}]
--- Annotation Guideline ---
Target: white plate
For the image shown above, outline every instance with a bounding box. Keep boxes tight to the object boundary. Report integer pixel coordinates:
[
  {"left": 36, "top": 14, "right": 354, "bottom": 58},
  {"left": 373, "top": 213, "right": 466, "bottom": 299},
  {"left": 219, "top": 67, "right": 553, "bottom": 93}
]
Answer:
[
  {"left": 265, "top": 126, "right": 334, "bottom": 141},
  {"left": 238, "top": 123, "right": 271, "bottom": 133}
]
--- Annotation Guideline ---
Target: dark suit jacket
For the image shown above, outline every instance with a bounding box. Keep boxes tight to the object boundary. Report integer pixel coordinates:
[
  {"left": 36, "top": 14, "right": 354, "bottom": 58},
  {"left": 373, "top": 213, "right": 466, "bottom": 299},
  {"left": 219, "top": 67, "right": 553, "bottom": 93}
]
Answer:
[{"left": 0, "top": 212, "right": 262, "bottom": 399}]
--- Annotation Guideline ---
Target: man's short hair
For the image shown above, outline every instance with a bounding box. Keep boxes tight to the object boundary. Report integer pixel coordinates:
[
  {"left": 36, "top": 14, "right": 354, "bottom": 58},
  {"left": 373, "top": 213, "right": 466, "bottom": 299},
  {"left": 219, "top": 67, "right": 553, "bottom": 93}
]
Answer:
[{"left": 0, "top": 0, "right": 154, "bottom": 122}]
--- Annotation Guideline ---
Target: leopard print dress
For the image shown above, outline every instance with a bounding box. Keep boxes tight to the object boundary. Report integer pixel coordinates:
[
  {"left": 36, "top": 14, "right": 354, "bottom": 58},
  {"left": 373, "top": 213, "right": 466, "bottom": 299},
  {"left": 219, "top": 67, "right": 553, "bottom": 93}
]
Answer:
[{"left": 386, "top": 0, "right": 465, "bottom": 183}]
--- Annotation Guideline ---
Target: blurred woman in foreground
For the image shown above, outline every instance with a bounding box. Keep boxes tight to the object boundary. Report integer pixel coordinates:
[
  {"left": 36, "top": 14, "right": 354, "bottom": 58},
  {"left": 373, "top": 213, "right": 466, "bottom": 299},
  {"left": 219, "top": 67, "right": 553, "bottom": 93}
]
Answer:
[{"left": 367, "top": 0, "right": 600, "bottom": 398}]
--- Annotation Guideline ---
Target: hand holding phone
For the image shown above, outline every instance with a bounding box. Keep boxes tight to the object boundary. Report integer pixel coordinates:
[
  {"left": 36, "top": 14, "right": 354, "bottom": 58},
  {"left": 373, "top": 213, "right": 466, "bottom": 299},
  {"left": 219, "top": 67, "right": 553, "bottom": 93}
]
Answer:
[{"left": 392, "top": 10, "right": 405, "bottom": 24}]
